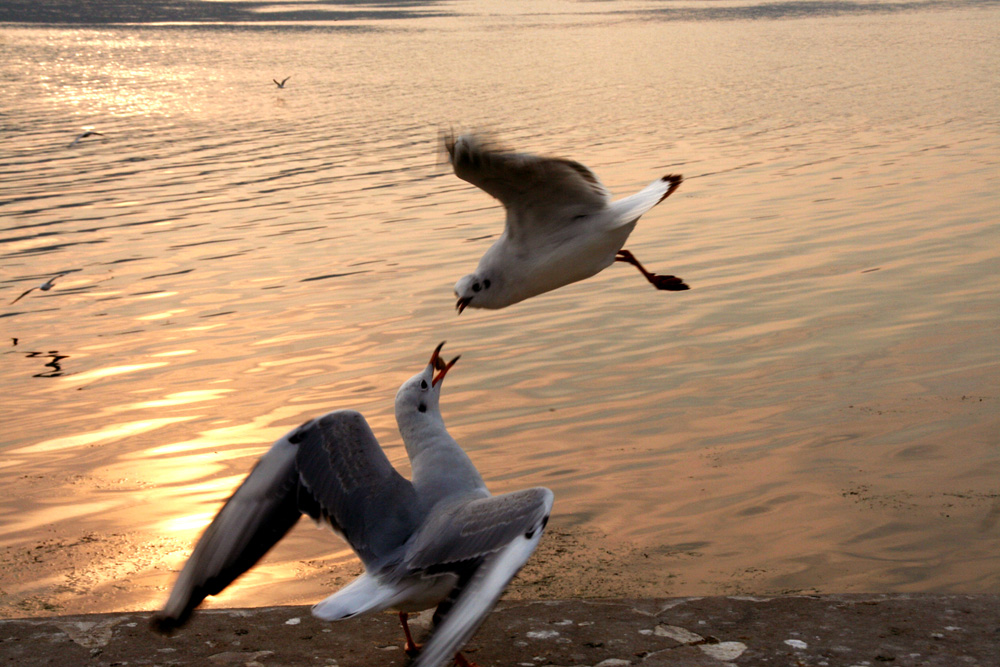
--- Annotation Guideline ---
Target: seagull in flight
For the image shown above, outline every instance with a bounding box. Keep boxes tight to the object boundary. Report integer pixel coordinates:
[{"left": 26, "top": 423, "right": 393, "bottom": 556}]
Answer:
[
  {"left": 152, "top": 342, "right": 553, "bottom": 667},
  {"left": 273, "top": 76, "right": 291, "bottom": 88},
  {"left": 10, "top": 272, "right": 71, "bottom": 304},
  {"left": 69, "top": 130, "right": 104, "bottom": 147},
  {"left": 447, "top": 133, "right": 689, "bottom": 313}
]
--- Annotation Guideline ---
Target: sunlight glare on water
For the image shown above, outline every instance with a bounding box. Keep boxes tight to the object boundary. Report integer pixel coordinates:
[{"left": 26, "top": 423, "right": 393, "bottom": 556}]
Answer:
[{"left": 1, "top": 0, "right": 998, "bottom": 616}]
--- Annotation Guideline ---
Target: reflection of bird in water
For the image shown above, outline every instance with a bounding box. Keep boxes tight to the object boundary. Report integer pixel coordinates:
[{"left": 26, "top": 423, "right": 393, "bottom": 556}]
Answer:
[
  {"left": 447, "top": 133, "right": 689, "bottom": 314},
  {"left": 25, "top": 351, "right": 69, "bottom": 378},
  {"left": 10, "top": 272, "right": 71, "bottom": 304},
  {"left": 152, "top": 342, "right": 553, "bottom": 667},
  {"left": 273, "top": 76, "right": 291, "bottom": 88},
  {"left": 69, "top": 130, "right": 104, "bottom": 147}
]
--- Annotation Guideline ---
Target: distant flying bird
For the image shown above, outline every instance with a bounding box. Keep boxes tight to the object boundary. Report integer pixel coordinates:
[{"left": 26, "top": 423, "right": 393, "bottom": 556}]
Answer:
[
  {"left": 152, "top": 342, "right": 553, "bottom": 667},
  {"left": 273, "top": 76, "right": 291, "bottom": 88},
  {"left": 10, "top": 272, "right": 71, "bottom": 305},
  {"left": 69, "top": 130, "right": 104, "bottom": 147},
  {"left": 447, "top": 133, "right": 689, "bottom": 313}
]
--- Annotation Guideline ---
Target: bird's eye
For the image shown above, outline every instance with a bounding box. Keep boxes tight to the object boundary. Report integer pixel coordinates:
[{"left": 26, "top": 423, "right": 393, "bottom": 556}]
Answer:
[
  {"left": 472, "top": 282, "right": 481, "bottom": 292},
  {"left": 418, "top": 403, "right": 427, "bottom": 413},
  {"left": 420, "top": 379, "right": 428, "bottom": 390},
  {"left": 483, "top": 279, "right": 491, "bottom": 289}
]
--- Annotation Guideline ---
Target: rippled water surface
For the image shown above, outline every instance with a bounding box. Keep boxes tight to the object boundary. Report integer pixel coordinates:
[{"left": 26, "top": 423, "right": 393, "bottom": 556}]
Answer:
[{"left": 1, "top": 0, "right": 998, "bottom": 617}]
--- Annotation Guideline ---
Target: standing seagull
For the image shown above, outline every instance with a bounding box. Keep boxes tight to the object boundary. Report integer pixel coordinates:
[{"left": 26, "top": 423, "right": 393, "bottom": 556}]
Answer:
[
  {"left": 10, "top": 272, "right": 71, "bottom": 305},
  {"left": 273, "top": 76, "right": 291, "bottom": 88},
  {"left": 69, "top": 130, "right": 104, "bottom": 147},
  {"left": 152, "top": 343, "right": 553, "bottom": 667},
  {"left": 448, "top": 133, "right": 689, "bottom": 313}
]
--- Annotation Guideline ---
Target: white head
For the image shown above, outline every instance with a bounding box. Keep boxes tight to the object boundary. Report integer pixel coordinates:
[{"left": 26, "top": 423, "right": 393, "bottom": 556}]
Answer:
[
  {"left": 394, "top": 341, "right": 460, "bottom": 438},
  {"left": 454, "top": 272, "right": 501, "bottom": 313}
]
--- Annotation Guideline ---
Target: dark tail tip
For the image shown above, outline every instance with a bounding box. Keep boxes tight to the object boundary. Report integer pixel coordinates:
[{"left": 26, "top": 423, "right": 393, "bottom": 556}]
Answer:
[{"left": 658, "top": 174, "right": 683, "bottom": 203}]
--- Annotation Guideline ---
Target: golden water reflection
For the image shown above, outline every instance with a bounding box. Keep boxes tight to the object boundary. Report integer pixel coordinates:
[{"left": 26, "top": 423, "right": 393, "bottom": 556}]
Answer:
[{"left": 12, "top": 417, "right": 195, "bottom": 455}]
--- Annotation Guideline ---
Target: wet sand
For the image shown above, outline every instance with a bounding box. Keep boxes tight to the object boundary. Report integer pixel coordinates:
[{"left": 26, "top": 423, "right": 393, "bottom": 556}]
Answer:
[{"left": 4, "top": 475, "right": 999, "bottom": 620}]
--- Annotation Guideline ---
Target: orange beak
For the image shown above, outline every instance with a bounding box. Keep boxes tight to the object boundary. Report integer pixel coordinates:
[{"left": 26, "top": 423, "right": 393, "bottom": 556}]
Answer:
[{"left": 429, "top": 341, "right": 460, "bottom": 386}]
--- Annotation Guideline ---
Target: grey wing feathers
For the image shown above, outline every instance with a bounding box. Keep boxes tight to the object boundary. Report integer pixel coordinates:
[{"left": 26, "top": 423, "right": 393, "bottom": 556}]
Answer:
[
  {"left": 402, "top": 487, "right": 552, "bottom": 572},
  {"left": 152, "top": 411, "right": 421, "bottom": 633},
  {"left": 446, "top": 134, "right": 611, "bottom": 242},
  {"left": 151, "top": 439, "right": 302, "bottom": 633},
  {"left": 412, "top": 487, "right": 554, "bottom": 667},
  {"left": 294, "top": 410, "right": 423, "bottom": 566}
]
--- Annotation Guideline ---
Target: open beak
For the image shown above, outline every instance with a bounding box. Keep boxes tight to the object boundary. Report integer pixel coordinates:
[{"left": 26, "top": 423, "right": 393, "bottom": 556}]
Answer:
[
  {"left": 456, "top": 297, "right": 471, "bottom": 315},
  {"left": 429, "top": 341, "right": 460, "bottom": 386},
  {"left": 429, "top": 341, "right": 447, "bottom": 370}
]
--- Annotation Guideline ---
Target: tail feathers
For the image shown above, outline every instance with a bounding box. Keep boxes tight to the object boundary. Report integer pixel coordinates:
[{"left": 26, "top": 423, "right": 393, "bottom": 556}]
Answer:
[
  {"left": 609, "top": 174, "right": 683, "bottom": 227},
  {"left": 312, "top": 572, "right": 402, "bottom": 621}
]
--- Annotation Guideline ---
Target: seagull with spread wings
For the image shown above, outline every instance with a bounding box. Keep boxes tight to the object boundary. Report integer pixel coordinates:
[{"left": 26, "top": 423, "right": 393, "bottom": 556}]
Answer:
[
  {"left": 9, "top": 272, "right": 72, "bottom": 305},
  {"left": 69, "top": 130, "right": 104, "bottom": 147},
  {"left": 152, "top": 342, "right": 553, "bottom": 667},
  {"left": 447, "top": 133, "right": 689, "bottom": 313}
]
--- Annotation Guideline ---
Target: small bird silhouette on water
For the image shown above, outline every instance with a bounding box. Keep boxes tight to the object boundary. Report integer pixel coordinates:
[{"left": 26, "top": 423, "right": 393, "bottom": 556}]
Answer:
[
  {"left": 151, "top": 342, "right": 553, "bottom": 667},
  {"left": 273, "top": 76, "right": 291, "bottom": 88},
  {"left": 10, "top": 272, "right": 71, "bottom": 305},
  {"left": 69, "top": 130, "right": 104, "bottom": 147},
  {"left": 447, "top": 133, "right": 689, "bottom": 313}
]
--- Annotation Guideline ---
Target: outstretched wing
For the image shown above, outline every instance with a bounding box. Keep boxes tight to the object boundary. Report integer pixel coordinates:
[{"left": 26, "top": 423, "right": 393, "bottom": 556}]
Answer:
[
  {"left": 152, "top": 410, "right": 420, "bottom": 633},
  {"left": 406, "top": 487, "right": 554, "bottom": 667},
  {"left": 446, "top": 134, "right": 611, "bottom": 246},
  {"left": 294, "top": 410, "right": 422, "bottom": 567},
  {"left": 10, "top": 287, "right": 35, "bottom": 304},
  {"left": 151, "top": 431, "right": 302, "bottom": 632}
]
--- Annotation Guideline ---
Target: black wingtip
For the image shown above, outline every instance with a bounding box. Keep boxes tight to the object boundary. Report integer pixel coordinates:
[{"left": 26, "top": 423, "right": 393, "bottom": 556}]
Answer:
[{"left": 149, "top": 612, "right": 184, "bottom": 636}]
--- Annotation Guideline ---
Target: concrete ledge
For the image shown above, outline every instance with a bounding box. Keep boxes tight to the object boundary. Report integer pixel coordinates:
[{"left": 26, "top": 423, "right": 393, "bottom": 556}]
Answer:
[{"left": 0, "top": 594, "right": 995, "bottom": 666}]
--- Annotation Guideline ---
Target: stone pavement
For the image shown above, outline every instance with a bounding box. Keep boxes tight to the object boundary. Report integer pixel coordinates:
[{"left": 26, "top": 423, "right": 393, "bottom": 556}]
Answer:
[{"left": 0, "top": 594, "right": 996, "bottom": 666}]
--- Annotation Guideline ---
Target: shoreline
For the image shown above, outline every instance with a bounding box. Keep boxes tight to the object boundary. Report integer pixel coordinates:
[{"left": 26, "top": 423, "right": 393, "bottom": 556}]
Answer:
[{"left": 1, "top": 594, "right": 995, "bottom": 666}]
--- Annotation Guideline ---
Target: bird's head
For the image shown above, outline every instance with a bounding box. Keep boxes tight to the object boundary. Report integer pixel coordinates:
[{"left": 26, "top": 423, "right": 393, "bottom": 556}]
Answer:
[
  {"left": 454, "top": 272, "right": 498, "bottom": 314},
  {"left": 395, "top": 342, "right": 460, "bottom": 428}
]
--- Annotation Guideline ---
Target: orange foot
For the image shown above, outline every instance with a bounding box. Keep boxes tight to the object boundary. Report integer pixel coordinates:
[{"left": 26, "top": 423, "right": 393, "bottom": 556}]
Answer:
[{"left": 399, "top": 612, "right": 421, "bottom": 657}]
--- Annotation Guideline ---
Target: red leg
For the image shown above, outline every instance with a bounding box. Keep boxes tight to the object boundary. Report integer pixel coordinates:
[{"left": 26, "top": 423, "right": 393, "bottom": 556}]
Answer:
[
  {"left": 400, "top": 613, "right": 478, "bottom": 665},
  {"left": 399, "top": 612, "right": 420, "bottom": 656},
  {"left": 615, "top": 249, "right": 689, "bottom": 291}
]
